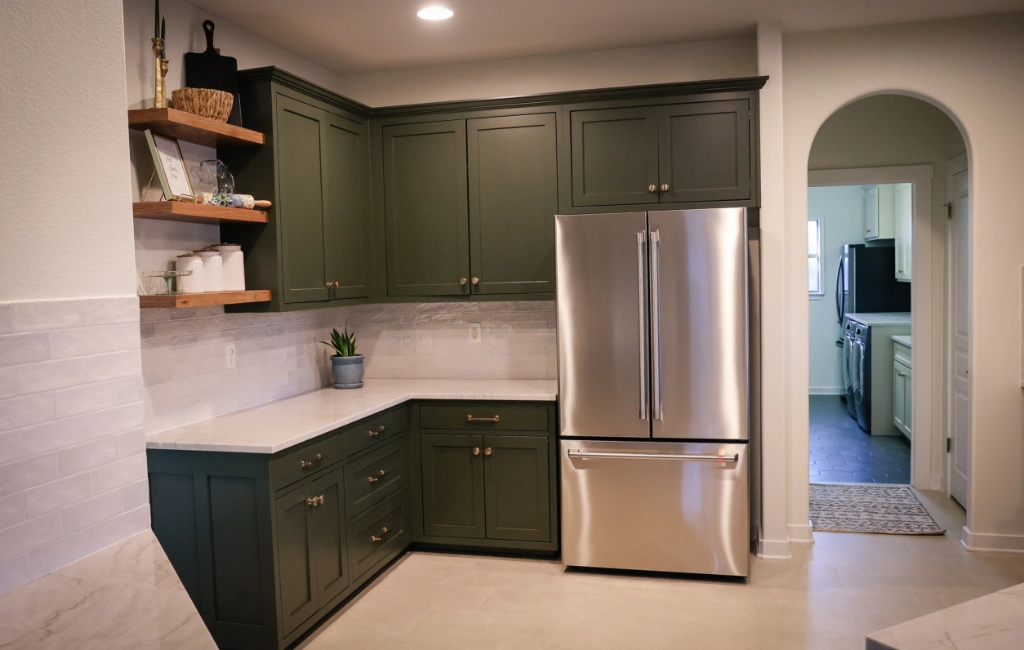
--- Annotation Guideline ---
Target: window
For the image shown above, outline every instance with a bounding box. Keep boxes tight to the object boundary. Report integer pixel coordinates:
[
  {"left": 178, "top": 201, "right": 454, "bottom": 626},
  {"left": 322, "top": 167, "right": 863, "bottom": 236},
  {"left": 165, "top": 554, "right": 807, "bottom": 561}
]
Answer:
[{"left": 808, "top": 218, "right": 824, "bottom": 297}]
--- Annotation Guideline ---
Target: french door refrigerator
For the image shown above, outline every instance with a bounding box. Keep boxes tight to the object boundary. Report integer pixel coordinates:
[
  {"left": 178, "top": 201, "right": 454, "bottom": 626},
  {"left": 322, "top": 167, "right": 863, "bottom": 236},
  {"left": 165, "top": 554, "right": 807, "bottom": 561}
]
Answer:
[{"left": 556, "top": 209, "right": 749, "bottom": 577}]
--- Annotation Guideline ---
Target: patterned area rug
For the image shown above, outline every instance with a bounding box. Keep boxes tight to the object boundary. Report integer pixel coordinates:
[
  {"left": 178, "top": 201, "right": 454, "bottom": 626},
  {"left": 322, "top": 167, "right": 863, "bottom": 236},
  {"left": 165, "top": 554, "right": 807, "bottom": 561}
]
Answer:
[{"left": 810, "top": 483, "right": 946, "bottom": 535}]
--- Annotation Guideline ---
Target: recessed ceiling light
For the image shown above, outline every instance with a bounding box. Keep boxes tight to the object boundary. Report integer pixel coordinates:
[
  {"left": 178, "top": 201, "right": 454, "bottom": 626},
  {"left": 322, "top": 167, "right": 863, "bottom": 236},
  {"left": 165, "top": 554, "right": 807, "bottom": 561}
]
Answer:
[{"left": 417, "top": 6, "right": 453, "bottom": 20}]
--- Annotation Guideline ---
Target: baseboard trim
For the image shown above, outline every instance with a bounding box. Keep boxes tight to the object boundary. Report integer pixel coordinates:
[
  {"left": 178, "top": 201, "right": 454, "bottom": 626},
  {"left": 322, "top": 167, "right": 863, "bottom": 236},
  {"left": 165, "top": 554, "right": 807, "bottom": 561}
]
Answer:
[
  {"left": 961, "top": 526, "right": 1024, "bottom": 553},
  {"left": 757, "top": 536, "right": 792, "bottom": 559},
  {"left": 809, "top": 388, "right": 846, "bottom": 396},
  {"left": 788, "top": 521, "right": 815, "bottom": 543}
]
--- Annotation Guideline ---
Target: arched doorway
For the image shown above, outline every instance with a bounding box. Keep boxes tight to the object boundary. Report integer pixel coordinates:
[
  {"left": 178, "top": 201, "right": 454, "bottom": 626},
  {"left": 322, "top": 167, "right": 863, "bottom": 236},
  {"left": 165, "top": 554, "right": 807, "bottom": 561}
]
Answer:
[{"left": 803, "top": 94, "right": 970, "bottom": 525}]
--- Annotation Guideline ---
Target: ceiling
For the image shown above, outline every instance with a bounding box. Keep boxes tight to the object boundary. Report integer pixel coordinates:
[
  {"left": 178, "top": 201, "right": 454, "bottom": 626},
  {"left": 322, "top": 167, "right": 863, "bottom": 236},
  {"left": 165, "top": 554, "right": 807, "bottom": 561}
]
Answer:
[{"left": 191, "top": 0, "right": 1024, "bottom": 74}]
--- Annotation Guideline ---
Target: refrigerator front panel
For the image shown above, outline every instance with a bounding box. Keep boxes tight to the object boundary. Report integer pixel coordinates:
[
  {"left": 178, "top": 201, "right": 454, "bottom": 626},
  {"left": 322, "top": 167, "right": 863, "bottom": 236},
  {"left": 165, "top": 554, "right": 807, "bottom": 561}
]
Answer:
[
  {"left": 560, "top": 439, "right": 749, "bottom": 576},
  {"left": 648, "top": 209, "right": 749, "bottom": 441},
  {"left": 556, "top": 212, "right": 651, "bottom": 439}
]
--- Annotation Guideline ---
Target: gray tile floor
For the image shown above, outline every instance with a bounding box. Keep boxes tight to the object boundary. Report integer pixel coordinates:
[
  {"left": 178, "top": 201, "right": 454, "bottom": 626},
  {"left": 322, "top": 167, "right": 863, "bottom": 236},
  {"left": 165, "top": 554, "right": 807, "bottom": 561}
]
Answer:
[{"left": 809, "top": 395, "right": 911, "bottom": 484}]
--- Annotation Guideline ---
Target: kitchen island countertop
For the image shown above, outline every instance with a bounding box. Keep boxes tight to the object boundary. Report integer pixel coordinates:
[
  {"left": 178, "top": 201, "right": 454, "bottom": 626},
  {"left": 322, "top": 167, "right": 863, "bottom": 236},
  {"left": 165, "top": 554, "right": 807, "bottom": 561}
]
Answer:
[{"left": 146, "top": 378, "right": 558, "bottom": 454}]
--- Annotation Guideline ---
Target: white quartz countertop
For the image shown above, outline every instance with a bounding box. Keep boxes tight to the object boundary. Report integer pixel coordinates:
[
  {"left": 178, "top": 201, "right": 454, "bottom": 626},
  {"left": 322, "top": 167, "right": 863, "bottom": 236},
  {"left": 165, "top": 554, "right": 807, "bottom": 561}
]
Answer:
[
  {"left": 891, "top": 335, "right": 912, "bottom": 347},
  {"left": 0, "top": 530, "right": 216, "bottom": 650},
  {"left": 146, "top": 378, "right": 558, "bottom": 454},
  {"left": 866, "top": 581, "right": 1024, "bottom": 650},
  {"left": 847, "top": 312, "right": 912, "bottom": 326}
]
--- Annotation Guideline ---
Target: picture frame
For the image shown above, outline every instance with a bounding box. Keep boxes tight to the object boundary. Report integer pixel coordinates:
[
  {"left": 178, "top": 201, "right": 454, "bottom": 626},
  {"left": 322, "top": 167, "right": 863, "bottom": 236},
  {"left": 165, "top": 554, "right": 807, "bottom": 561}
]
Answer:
[{"left": 145, "top": 129, "right": 195, "bottom": 201}]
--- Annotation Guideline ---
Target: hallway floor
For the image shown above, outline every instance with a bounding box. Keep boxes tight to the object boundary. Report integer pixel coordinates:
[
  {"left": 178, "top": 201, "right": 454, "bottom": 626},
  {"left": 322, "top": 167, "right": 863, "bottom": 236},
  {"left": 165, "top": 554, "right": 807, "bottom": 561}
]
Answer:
[
  {"left": 298, "top": 493, "right": 1022, "bottom": 650},
  {"left": 809, "top": 395, "right": 911, "bottom": 484}
]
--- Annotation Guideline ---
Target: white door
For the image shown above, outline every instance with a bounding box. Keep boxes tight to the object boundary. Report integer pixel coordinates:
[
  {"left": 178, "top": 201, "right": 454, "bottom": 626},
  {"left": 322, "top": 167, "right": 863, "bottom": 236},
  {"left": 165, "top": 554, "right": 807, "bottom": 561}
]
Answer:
[{"left": 947, "top": 155, "right": 970, "bottom": 508}]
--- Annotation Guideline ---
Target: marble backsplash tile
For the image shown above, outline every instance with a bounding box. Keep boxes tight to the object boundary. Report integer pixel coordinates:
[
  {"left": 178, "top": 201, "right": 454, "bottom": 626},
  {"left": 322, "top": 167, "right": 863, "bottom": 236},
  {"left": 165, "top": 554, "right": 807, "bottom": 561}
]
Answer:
[{"left": 140, "top": 301, "right": 556, "bottom": 435}]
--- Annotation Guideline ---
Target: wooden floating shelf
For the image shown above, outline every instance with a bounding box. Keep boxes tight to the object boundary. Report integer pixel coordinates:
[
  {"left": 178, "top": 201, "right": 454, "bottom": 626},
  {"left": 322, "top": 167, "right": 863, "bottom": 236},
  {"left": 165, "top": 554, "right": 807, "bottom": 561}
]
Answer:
[
  {"left": 133, "top": 201, "right": 268, "bottom": 225},
  {"left": 139, "top": 290, "right": 271, "bottom": 309},
  {"left": 128, "top": 107, "right": 265, "bottom": 147}
]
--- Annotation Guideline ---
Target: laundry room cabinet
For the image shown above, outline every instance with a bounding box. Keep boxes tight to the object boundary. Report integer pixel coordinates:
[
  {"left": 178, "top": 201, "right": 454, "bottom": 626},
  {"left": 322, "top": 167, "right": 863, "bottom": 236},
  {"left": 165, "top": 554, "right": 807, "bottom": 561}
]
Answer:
[{"left": 893, "top": 338, "right": 912, "bottom": 439}]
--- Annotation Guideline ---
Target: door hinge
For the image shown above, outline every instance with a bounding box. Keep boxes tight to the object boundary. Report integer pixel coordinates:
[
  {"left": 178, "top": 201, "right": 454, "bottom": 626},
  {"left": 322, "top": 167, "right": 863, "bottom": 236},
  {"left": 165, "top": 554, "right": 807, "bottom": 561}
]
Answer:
[
  {"left": 943, "top": 202, "right": 953, "bottom": 219},
  {"left": 947, "top": 438, "right": 952, "bottom": 452}
]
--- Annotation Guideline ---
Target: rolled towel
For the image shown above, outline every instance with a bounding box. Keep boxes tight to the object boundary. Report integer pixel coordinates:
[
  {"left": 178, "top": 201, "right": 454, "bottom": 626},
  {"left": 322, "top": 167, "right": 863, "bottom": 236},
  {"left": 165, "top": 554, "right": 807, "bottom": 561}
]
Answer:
[{"left": 199, "top": 193, "right": 272, "bottom": 209}]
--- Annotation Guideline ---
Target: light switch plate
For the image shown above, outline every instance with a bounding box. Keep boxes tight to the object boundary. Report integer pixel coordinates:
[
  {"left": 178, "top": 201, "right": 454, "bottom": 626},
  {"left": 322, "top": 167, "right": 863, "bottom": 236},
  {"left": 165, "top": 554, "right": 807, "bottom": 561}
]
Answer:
[
  {"left": 469, "top": 323, "right": 482, "bottom": 343},
  {"left": 225, "top": 343, "right": 236, "bottom": 369}
]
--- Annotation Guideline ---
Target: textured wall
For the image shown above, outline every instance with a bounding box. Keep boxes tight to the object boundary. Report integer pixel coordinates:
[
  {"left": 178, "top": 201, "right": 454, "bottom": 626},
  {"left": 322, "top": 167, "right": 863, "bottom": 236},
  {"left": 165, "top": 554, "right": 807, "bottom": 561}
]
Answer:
[
  {"left": 142, "top": 301, "right": 556, "bottom": 435},
  {"left": 0, "top": 0, "right": 136, "bottom": 301},
  {"left": 0, "top": 298, "right": 147, "bottom": 594}
]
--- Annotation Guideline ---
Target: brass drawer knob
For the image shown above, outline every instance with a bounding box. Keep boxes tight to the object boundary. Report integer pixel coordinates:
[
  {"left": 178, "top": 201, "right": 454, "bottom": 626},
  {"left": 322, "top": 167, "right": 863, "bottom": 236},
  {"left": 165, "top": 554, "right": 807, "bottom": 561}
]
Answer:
[
  {"left": 472, "top": 447, "right": 480, "bottom": 456},
  {"left": 660, "top": 184, "right": 669, "bottom": 192},
  {"left": 460, "top": 277, "right": 468, "bottom": 285},
  {"left": 299, "top": 453, "right": 324, "bottom": 468},
  {"left": 471, "top": 277, "right": 480, "bottom": 285},
  {"left": 466, "top": 415, "right": 500, "bottom": 423},
  {"left": 484, "top": 447, "right": 492, "bottom": 456},
  {"left": 648, "top": 184, "right": 657, "bottom": 193}
]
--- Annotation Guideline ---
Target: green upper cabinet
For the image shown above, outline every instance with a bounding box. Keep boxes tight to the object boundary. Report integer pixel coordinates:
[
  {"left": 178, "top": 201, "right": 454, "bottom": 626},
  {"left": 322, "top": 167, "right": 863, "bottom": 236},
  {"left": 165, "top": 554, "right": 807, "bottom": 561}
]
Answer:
[
  {"left": 322, "top": 114, "right": 372, "bottom": 300},
  {"left": 658, "top": 100, "right": 751, "bottom": 204},
  {"left": 468, "top": 114, "right": 558, "bottom": 295},
  {"left": 570, "top": 107, "right": 659, "bottom": 207},
  {"left": 224, "top": 69, "right": 374, "bottom": 312},
  {"left": 566, "top": 95, "right": 756, "bottom": 211},
  {"left": 277, "top": 96, "right": 329, "bottom": 304},
  {"left": 383, "top": 120, "right": 470, "bottom": 297}
]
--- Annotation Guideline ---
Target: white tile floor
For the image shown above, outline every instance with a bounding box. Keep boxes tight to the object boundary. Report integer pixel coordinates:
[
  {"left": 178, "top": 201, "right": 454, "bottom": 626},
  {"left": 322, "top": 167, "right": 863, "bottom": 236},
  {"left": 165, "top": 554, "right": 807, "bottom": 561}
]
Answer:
[{"left": 299, "top": 491, "right": 1024, "bottom": 650}]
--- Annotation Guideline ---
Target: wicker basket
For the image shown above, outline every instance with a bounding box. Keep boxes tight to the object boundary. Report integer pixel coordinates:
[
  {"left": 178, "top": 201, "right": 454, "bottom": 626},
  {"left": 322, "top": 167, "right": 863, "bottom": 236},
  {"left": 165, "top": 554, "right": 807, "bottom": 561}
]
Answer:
[{"left": 171, "top": 88, "right": 233, "bottom": 122}]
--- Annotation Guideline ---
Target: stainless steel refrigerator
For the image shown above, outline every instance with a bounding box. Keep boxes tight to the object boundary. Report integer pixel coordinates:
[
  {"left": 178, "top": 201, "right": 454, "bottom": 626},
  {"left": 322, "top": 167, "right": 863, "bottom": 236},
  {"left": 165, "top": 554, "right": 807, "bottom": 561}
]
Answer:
[{"left": 556, "top": 209, "right": 749, "bottom": 577}]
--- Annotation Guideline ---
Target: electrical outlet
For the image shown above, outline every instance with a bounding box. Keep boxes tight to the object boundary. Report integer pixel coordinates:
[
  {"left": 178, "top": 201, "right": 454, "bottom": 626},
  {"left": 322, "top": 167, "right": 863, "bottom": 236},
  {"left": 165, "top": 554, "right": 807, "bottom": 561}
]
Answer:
[
  {"left": 469, "top": 323, "right": 482, "bottom": 343},
  {"left": 225, "top": 343, "right": 236, "bottom": 369}
]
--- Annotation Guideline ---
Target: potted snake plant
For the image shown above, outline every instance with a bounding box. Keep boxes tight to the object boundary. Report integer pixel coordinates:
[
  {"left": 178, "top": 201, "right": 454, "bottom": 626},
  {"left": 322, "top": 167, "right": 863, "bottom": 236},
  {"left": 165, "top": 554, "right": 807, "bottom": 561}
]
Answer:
[{"left": 321, "top": 323, "right": 363, "bottom": 389}]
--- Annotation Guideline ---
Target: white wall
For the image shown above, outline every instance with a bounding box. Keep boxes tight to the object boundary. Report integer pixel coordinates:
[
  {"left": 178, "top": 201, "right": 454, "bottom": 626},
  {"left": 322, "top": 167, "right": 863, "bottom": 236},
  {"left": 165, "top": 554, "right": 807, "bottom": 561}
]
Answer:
[
  {"left": 335, "top": 37, "right": 757, "bottom": 106},
  {"left": 0, "top": 0, "right": 136, "bottom": 302},
  {"left": 808, "top": 186, "right": 865, "bottom": 394},
  {"left": 766, "top": 12, "right": 1024, "bottom": 552}
]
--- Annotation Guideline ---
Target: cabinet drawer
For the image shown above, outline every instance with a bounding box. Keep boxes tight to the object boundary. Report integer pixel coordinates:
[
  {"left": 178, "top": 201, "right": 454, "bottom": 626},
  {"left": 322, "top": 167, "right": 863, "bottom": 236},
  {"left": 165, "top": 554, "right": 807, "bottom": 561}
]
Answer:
[
  {"left": 419, "top": 404, "right": 548, "bottom": 432},
  {"left": 348, "top": 490, "right": 408, "bottom": 580},
  {"left": 343, "top": 408, "right": 407, "bottom": 459},
  {"left": 894, "top": 342, "right": 912, "bottom": 367},
  {"left": 346, "top": 439, "right": 407, "bottom": 519},
  {"left": 270, "top": 434, "right": 346, "bottom": 492}
]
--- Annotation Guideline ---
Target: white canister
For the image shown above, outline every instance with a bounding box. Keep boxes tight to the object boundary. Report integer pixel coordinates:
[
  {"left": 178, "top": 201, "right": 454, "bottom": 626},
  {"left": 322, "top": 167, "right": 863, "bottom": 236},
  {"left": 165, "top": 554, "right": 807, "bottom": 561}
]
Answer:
[
  {"left": 175, "top": 253, "right": 204, "bottom": 294},
  {"left": 196, "top": 249, "right": 224, "bottom": 292},
  {"left": 214, "top": 244, "right": 245, "bottom": 291}
]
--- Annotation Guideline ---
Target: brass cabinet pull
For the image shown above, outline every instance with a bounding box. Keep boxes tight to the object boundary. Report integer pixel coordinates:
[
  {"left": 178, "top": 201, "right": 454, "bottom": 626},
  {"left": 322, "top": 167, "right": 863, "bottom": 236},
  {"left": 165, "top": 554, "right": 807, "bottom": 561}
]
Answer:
[
  {"left": 299, "top": 453, "right": 324, "bottom": 468},
  {"left": 368, "top": 425, "right": 386, "bottom": 437},
  {"left": 371, "top": 527, "right": 390, "bottom": 543},
  {"left": 660, "top": 184, "right": 670, "bottom": 192},
  {"left": 648, "top": 184, "right": 657, "bottom": 193},
  {"left": 367, "top": 470, "right": 387, "bottom": 483},
  {"left": 466, "top": 415, "right": 500, "bottom": 423},
  {"left": 472, "top": 447, "right": 480, "bottom": 456},
  {"left": 484, "top": 447, "right": 493, "bottom": 456},
  {"left": 306, "top": 495, "right": 325, "bottom": 507}
]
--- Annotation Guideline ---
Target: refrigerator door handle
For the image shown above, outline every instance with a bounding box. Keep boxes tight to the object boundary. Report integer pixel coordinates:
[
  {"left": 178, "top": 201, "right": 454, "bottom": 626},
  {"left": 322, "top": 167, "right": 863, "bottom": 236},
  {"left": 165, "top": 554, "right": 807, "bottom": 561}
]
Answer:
[
  {"left": 636, "top": 231, "right": 648, "bottom": 420},
  {"left": 649, "top": 230, "right": 663, "bottom": 420},
  {"left": 568, "top": 450, "right": 739, "bottom": 462},
  {"left": 834, "top": 256, "right": 844, "bottom": 324}
]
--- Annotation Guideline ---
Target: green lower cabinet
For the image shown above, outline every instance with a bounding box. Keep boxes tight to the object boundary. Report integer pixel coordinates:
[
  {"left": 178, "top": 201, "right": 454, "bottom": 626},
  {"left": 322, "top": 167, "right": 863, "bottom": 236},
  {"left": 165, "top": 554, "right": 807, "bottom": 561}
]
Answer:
[
  {"left": 275, "top": 479, "right": 320, "bottom": 637},
  {"left": 483, "top": 435, "right": 551, "bottom": 542},
  {"left": 420, "top": 433, "right": 486, "bottom": 539},
  {"left": 413, "top": 402, "right": 559, "bottom": 553}
]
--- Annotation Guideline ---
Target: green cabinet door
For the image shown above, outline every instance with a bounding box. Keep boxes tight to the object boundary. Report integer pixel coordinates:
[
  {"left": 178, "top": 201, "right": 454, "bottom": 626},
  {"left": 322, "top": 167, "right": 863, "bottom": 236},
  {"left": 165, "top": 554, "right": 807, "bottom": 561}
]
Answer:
[
  {"left": 570, "top": 106, "right": 659, "bottom": 207},
  {"left": 322, "top": 113, "right": 372, "bottom": 300},
  {"left": 420, "top": 434, "right": 485, "bottom": 539},
  {"left": 658, "top": 100, "right": 751, "bottom": 204},
  {"left": 309, "top": 466, "right": 349, "bottom": 608},
  {"left": 482, "top": 435, "right": 550, "bottom": 542},
  {"left": 383, "top": 120, "right": 470, "bottom": 297},
  {"left": 276, "top": 95, "right": 330, "bottom": 304},
  {"left": 274, "top": 482, "right": 318, "bottom": 636},
  {"left": 468, "top": 114, "right": 558, "bottom": 295}
]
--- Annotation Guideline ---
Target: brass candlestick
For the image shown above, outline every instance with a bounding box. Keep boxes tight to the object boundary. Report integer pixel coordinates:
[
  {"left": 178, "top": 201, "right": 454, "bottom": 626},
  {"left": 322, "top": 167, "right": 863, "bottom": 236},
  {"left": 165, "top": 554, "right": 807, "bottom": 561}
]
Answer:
[{"left": 152, "top": 37, "right": 168, "bottom": 108}]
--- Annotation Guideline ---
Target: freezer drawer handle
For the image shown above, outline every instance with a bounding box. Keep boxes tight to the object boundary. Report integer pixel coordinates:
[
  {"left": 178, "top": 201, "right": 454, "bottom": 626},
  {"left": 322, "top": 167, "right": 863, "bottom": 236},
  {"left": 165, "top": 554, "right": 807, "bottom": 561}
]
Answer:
[{"left": 567, "top": 450, "right": 739, "bottom": 463}]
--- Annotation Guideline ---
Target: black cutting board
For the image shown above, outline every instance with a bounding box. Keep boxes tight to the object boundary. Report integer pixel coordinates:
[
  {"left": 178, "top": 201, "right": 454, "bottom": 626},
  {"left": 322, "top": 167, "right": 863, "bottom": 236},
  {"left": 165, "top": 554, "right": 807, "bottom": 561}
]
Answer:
[{"left": 184, "top": 20, "right": 242, "bottom": 126}]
